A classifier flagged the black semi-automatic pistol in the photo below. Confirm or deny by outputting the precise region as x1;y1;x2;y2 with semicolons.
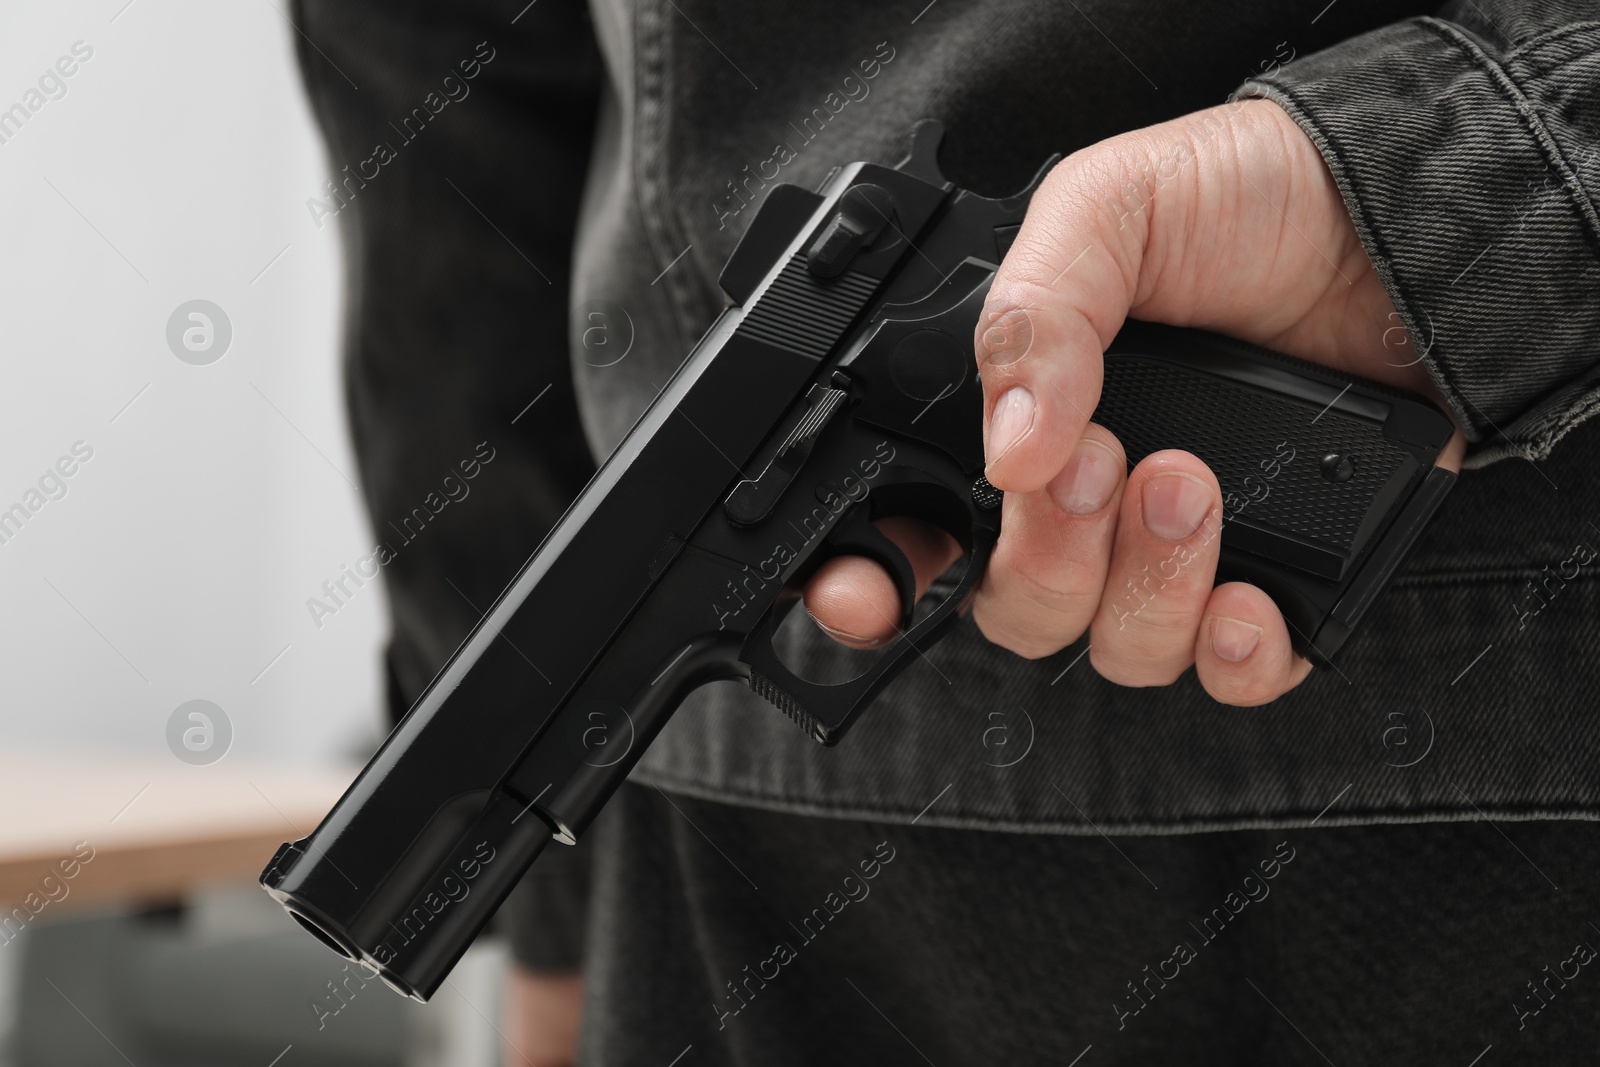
261;122;1455;999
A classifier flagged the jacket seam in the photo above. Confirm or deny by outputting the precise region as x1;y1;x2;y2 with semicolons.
1392;566;1600;589
1417;17;1600;263
631;772;1600;835
1503;19;1600;65
631;0;700;352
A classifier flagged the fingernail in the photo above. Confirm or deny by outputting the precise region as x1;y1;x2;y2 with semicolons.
988;386;1034;462
1049;439;1120;514
1209;616;1262;663
806;608;886;649
1142;472;1213;541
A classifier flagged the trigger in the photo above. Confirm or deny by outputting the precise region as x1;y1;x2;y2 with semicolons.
821;507;918;631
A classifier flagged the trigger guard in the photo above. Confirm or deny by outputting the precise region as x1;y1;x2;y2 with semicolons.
738;515;997;745
815;507;918;631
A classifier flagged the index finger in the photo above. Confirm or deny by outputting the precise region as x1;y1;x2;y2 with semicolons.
975;144;1155;494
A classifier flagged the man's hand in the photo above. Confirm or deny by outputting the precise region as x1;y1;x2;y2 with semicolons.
803;99;1465;706
505;965;582;1067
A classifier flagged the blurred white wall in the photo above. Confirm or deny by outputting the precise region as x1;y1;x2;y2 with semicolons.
0;0;387;765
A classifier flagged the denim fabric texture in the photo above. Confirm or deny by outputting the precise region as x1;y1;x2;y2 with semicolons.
574;783;1600;1065
1242;3;1600;466
289;0;1600;1048
561;0;1600;834
292;0;605;711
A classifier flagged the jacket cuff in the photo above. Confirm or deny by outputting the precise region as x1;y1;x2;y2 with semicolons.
1238;17;1600;468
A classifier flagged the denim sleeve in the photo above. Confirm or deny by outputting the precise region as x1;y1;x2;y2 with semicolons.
1238;2;1600;468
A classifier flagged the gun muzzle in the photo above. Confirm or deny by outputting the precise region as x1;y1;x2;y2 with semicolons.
261;791;552;1000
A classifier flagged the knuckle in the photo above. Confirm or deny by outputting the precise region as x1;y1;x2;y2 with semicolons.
1044;145;1137;207
1047;138;1161;231
1009;547;1103;612
972;605;1065;660
1103;563;1212;625
1018;579;1101;629
1088;642;1187;688
973;301;1042;372
991;541;1102;623
1091;598;1201;675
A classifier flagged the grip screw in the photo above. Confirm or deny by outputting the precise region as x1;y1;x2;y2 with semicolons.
1320;452;1355;482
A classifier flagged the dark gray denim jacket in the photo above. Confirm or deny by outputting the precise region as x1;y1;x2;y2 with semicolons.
294;0;1600;848
294;0;1600;979
559;0;1600;836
